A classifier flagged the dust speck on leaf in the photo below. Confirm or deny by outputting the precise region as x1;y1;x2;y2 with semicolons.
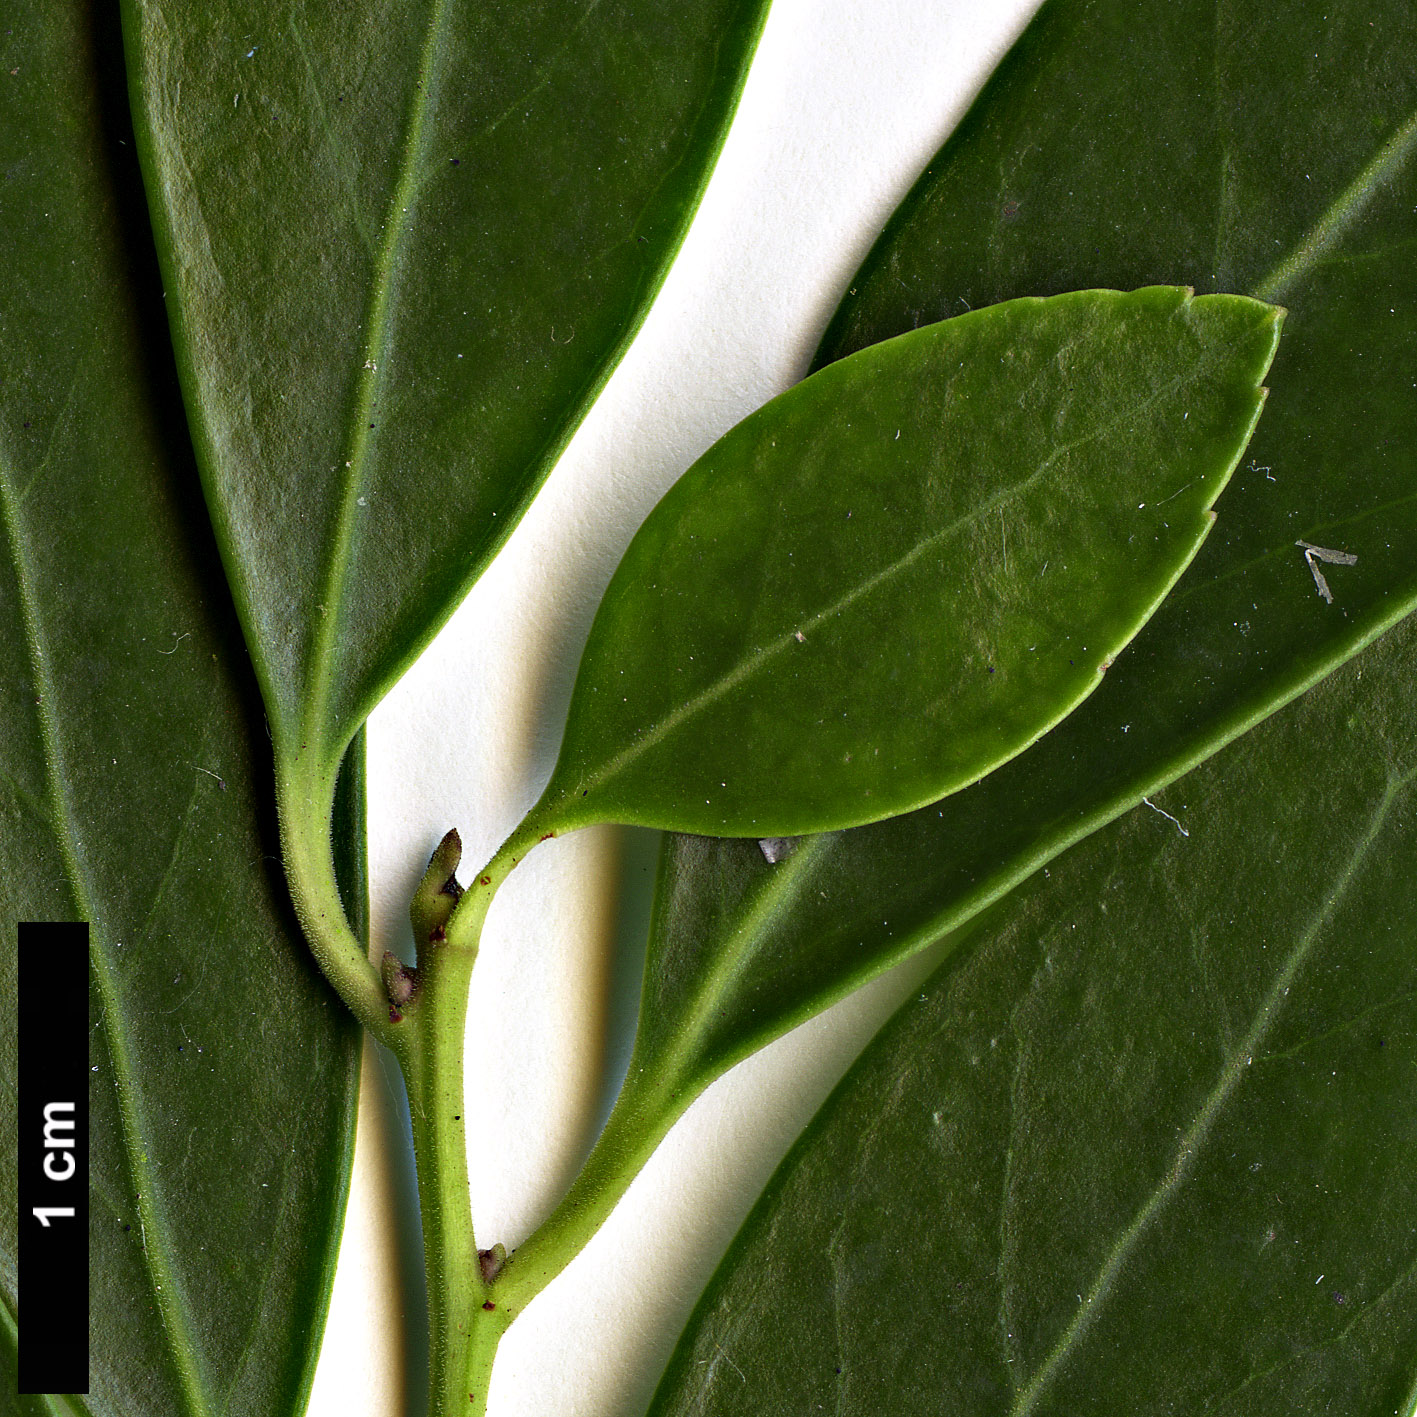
758;837;799;865
1142;797;1188;838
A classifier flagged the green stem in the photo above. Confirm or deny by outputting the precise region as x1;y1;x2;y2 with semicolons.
392;815;549;1417
396;934;503;1416
280;751;575;1414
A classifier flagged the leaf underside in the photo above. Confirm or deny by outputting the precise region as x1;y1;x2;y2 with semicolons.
122;0;773;769
539;287;1280;839
628;0;1417;1117
651;611;1417;1417
1;5;359;1413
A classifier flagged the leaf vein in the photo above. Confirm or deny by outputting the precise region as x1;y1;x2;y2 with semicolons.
1255;983;1417;1066
412;0;609;201
1207;1249;1417;1412
131;706;224;947
0;758;58;837
287;17;378;261
12;357;89;508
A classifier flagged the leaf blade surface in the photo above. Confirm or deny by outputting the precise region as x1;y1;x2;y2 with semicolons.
537;288;1279;837
651;612;1417;1417
1;5;359;1410
121;0;773;766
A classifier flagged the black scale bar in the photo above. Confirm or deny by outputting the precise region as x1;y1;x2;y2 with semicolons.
17;921;89;1395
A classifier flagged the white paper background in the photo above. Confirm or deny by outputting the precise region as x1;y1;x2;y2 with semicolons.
307;3;1042;1412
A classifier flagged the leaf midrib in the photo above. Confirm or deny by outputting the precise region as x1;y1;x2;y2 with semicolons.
0;454;214;1417
304;0;456;756
1252;106;1417;303
1005;765;1414;1417
644;835;833;1093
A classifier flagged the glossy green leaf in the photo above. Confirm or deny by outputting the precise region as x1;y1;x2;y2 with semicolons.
120;0;772;773
533;288;1280;839
1;5;359;1412
651;612;1417;1417
618;0;1417;1114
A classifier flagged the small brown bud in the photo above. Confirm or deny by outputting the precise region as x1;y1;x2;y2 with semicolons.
410;829;463;948
381;951;421;1009
477;1242;506;1284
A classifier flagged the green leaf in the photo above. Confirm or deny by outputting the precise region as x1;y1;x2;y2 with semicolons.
650;611;1417;1417
620;0;1417;1110
532;287;1280;839
0;6;359;1412
121;0;772;771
